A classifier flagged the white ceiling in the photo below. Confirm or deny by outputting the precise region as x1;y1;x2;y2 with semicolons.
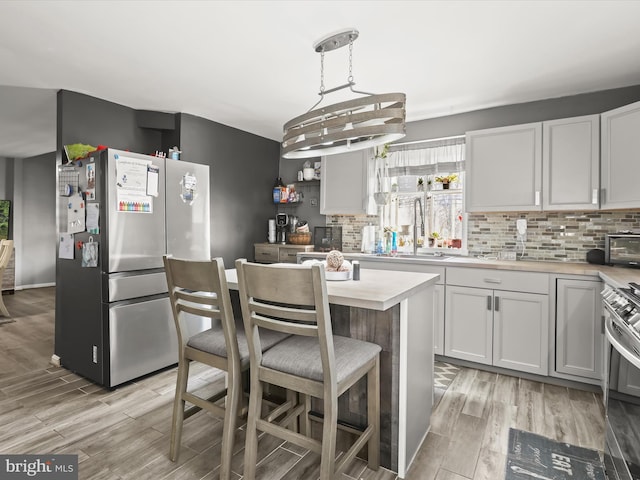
1;0;640;159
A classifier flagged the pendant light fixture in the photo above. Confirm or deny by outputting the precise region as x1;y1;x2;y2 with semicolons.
282;28;406;159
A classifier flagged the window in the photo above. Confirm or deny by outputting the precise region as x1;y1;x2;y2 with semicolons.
372;137;467;254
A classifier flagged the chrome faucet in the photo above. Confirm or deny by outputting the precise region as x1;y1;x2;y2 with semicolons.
413;197;424;255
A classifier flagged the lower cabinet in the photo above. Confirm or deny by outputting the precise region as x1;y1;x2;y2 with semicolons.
618;357;640;397
444;267;550;376
445;285;548;375
554;278;603;383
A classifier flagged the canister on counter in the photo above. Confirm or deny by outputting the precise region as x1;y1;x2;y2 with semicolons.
352;261;360;281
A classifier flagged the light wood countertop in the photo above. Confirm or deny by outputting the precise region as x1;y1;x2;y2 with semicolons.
226;267;439;311
298;251;640;288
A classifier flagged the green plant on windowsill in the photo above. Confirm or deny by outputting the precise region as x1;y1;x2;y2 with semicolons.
435;174;458;189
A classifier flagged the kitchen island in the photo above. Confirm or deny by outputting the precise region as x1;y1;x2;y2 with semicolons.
226;267;439;478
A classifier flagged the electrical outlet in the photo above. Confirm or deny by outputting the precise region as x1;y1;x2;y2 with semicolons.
516;219;527;242
310;197;318;207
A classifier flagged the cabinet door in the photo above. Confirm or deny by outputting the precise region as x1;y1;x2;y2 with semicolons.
433;284;445;355
543;115;600;210
555;278;603;380
601;100;640;209
444;285;492;365
320;150;368;214
618;357;640;397
465;123;542;212
493;291;549;375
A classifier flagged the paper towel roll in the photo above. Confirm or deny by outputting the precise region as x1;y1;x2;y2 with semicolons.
361;225;376;253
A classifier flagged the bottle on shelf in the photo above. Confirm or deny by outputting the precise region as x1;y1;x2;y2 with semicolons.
273;177;285;204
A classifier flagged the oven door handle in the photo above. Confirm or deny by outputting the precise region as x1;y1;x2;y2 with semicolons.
605;315;640;370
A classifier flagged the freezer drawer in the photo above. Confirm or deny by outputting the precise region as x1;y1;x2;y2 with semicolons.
107;271;168;302
108;296;210;387
108;296;176;386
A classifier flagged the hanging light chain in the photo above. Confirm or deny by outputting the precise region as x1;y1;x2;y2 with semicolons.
348;36;354;83
319;49;325;94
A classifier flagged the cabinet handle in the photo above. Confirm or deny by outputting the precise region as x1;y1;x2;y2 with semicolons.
487;296;492;311
484;278;502;284
592;189;599;205
494;296;500;312
535;191;541;206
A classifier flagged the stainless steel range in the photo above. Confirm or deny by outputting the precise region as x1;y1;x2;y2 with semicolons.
603;282;640;480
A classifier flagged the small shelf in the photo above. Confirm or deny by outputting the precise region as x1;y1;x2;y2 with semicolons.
428;188;463;194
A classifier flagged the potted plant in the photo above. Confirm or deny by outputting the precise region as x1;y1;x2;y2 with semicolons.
417;177;424;191
428;232;439;247
435;174;458;190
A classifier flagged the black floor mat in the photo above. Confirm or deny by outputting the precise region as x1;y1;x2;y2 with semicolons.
505;429;606;480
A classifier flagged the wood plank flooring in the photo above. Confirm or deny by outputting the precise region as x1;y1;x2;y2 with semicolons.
0;288;605;480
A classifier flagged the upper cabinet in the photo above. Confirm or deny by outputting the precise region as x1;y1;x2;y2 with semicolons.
466;123;542;212
601;100;640;209
320;150;369;215
466;114;601;212
542;115;600;210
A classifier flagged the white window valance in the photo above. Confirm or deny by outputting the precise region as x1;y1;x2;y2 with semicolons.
386;136;465;177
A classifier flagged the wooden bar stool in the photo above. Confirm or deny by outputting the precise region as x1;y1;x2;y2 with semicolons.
163;256;289;480
235;259;381;480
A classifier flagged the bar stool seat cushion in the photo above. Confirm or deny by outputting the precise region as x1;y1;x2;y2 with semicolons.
261;335;381;383
187;321;289;365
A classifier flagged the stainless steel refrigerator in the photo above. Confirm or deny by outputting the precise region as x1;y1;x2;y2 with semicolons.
55;148;210;387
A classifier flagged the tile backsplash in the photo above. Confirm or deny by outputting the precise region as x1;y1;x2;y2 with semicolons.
327;210;640;262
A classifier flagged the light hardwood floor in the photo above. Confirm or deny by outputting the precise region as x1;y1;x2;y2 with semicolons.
0;288;604;480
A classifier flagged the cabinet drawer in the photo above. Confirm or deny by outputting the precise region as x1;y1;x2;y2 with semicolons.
446;267;549;294
279;246;314;263
279;248;301;263
254;245;279;263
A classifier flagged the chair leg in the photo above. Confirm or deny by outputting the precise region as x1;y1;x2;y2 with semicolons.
299;393;311;437
169;358;190;462
367;357;380;470
242;373;263;480
319;394;338;480
219;369;241;480
0;294;9;317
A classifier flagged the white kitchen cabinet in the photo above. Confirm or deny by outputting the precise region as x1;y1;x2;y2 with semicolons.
445;285;493;365
445;267;549;375
320;150;368;214
554;278;603;382
465;123;542;212
542;115;600;210
601;100;640;209
493;290;549;374
618;357;640;397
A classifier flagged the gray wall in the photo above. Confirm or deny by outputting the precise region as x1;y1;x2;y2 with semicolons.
57;90;162;155
402;84;640;142
14;152;56;287
178;113;280;266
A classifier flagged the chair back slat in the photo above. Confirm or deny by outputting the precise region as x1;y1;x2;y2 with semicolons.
251;313;318;337
249;300;318;325
242;262;317;306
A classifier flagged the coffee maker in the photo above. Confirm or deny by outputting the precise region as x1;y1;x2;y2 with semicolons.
276;213;288;244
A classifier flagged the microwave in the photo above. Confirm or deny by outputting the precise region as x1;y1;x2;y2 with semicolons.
605;233;640;268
